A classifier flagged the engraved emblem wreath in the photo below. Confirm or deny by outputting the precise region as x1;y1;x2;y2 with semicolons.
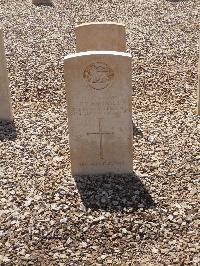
83;62;114;90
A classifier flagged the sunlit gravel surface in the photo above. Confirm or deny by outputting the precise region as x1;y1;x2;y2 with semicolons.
0;0;199;265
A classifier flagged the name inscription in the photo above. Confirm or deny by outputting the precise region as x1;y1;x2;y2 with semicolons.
69;96;129;116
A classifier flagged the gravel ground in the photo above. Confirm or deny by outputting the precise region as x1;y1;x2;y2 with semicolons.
0;0;199;265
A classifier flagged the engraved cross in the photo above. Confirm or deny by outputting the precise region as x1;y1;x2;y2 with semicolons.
87;118;113;160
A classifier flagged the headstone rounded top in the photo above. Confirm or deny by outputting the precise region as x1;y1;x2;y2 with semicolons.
76;22;125;27
32;0;52;5
75;22;126;52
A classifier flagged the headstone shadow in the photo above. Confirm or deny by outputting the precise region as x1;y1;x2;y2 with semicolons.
0;120;17;140
74;172;155;212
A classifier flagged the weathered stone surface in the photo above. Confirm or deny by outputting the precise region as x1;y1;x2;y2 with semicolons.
0;28;12;121
32;0;52;5
75;22;126;52
198;43;200;115
64;51;133;176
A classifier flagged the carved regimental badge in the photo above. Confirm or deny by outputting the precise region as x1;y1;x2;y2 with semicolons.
83;62;114;90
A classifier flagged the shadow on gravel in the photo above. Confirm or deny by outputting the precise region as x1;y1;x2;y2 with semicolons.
0;120;17;140
132;122;143;137
75;173;155;212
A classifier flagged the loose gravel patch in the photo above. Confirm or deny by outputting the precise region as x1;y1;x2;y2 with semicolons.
0;0;199;265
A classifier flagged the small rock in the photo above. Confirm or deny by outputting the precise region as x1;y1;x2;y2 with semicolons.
60;218;68;223
152;247;159;254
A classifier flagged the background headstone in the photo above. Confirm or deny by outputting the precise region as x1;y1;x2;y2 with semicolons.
0;28;12;121
198;44;200;115
32;0;52;5
64;51;133;176
75;22;126;52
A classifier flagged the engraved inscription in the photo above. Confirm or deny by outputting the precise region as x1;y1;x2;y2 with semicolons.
71;105;129;116
70;96;129;116
83;62;114;90
87;118;113;160
80;161;124;167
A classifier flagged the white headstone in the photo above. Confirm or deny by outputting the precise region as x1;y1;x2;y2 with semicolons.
198;45;200;115
64;51;133;176
75;22;126;52
0;29;12;121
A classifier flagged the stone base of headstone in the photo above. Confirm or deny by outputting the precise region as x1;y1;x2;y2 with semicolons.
32;0;53;6
0;29;13;121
